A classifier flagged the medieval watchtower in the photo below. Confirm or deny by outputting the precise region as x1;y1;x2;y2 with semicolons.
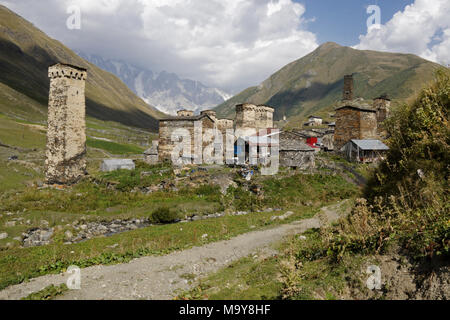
45;63;87;184
343;75;354;101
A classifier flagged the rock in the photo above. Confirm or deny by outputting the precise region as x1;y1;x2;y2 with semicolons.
0;232;8;240
107;243;119;249
64;230;73;241
299;235;307;240
100;159;135;172
40;229;54;242
40;220;49;227
4;221;16;227
80;224;88;231
201;234;208;239
271;211;295;221
191;216;201;221
13;237;21;241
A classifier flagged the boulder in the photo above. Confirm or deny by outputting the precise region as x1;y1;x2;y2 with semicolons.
100;159;135;172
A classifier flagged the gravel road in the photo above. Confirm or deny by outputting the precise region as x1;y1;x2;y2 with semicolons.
0;201;348;300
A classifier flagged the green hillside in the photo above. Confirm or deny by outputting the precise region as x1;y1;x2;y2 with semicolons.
215;42;442;127
0;5;164;130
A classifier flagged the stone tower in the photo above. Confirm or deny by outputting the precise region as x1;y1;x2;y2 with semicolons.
46;63;87;185
374;94;391;124
343;75;354;101
235;103;274;137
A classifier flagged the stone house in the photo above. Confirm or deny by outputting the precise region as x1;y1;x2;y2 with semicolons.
158;110;216;163
304;115;323;127
157;103;274;166
334;103;378;150
334;75;381;150
279;131;316;169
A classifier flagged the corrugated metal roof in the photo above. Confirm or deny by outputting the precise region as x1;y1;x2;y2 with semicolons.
351;139;389;150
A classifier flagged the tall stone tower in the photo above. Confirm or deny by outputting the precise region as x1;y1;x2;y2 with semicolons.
374;94;391;124
46;63;87;185
343;75;354;101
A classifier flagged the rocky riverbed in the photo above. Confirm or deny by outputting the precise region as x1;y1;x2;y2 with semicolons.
19;208;283;248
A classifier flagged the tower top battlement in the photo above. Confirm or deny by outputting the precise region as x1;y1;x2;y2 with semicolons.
48;63;87;80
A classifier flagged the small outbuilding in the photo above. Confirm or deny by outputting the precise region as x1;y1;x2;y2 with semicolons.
341;139;389;163
279;131;316;169
100;159;135;172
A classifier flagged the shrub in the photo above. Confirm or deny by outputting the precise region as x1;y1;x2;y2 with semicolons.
326;69;450;260
151;207;181;224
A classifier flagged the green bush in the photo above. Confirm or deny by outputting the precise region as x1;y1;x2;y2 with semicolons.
151;207;181;224
327;69;450;260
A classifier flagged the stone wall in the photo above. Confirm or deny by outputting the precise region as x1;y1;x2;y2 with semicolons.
144;140;159;165
335;107;361;150
374;97;391;135
360;110;378;139
177;110;194;117
279;131;315;169
158;116;215;163
280;150;315;169
235;103;274;137
334;106;378;150
343;75;354;101
45;63;87;185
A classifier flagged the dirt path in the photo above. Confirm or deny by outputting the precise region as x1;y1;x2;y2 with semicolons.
0;201;349;300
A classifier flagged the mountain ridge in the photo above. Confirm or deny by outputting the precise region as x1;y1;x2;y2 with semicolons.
78;53;232;116
0;4;164;131
214;42;442;127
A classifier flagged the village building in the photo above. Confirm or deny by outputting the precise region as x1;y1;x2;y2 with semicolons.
157;105;262;165
334;75;379;150
304;115;323;127
279;131;316;169
45;63;87;185
373;94;391;136
334;103;378;150
235;103;274;138
242;130;315;169
342;139;389;163
158;110;216;163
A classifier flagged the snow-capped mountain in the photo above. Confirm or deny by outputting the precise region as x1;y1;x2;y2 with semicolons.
78;53;232;115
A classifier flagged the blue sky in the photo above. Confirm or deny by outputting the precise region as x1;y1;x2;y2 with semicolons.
1;0;448;92
300;0;414;46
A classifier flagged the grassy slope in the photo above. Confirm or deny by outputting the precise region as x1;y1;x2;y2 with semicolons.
189;70;449;301
215;42;441;127
0;4;164;131
0;159;358;290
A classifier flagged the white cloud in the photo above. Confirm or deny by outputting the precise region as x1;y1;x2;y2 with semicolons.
0;0;318;92
356;0;450;66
